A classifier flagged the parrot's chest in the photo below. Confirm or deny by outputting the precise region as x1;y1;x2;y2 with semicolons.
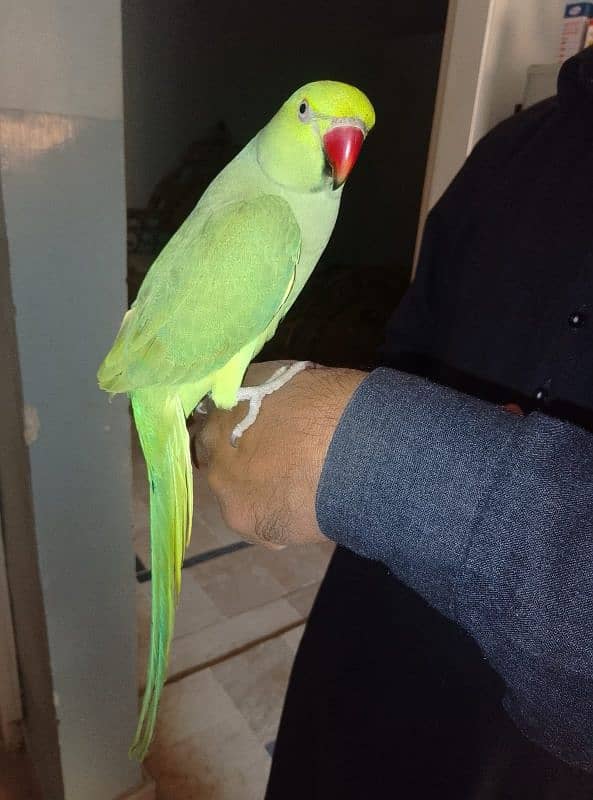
284;189;341;299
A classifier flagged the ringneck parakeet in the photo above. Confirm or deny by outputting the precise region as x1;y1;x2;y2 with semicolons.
98;80;375;760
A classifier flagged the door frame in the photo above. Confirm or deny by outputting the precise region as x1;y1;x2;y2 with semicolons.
0;511;22;749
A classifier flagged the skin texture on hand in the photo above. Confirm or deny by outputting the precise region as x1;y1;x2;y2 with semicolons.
192;361;367;548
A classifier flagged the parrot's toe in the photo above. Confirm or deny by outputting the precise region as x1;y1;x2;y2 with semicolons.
230;360;313;446
195;400;208;415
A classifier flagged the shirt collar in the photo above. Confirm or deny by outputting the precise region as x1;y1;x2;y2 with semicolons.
558;46;593;114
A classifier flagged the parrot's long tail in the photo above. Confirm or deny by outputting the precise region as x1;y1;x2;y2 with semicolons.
129;388;193;761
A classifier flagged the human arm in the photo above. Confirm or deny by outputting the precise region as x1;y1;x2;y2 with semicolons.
316;365;593;772
199;361;593;772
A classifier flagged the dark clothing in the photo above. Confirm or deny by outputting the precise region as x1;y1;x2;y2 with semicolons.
318;368;593;769
267;47;593;798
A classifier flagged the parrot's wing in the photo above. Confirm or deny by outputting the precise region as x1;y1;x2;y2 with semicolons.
99;194;301;392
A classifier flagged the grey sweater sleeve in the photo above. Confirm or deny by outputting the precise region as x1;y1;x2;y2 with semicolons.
316;367;593;772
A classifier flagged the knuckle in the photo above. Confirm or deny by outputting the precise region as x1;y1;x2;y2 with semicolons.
253;503;287;547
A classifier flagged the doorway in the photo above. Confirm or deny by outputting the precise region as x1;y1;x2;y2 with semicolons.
120;1;447;793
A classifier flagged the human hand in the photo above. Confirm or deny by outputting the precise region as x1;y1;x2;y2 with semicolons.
192;361;367;548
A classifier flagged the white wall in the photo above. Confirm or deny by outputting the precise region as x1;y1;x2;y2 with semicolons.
0;2;123;121
415;0;568;269
0;3;142;798
471;0;567;148
418;0;492;226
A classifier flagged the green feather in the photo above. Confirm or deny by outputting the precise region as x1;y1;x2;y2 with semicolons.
128;389;192;760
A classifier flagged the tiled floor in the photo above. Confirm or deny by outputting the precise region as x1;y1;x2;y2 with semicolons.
131;431;333;798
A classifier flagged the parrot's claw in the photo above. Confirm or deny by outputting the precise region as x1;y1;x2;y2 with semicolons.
231;360;313;446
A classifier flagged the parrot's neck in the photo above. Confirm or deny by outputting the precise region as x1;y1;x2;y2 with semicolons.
241;140;342;301
198;138;343;313
285;185;342;304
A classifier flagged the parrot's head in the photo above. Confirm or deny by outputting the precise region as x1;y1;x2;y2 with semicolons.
256;80;375;193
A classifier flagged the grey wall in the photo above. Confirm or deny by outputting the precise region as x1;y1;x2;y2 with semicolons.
0;3;141;799
0;164;63;798
122;0;446;272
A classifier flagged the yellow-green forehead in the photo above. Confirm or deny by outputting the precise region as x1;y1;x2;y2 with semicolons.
290;80;375;130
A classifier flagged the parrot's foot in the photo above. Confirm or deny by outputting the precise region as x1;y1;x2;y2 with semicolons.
231;361;313;447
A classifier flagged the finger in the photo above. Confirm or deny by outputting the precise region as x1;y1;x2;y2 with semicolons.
192;429;212;470
242;359;295;387
197;412;220;464
190;433;202;470
503;402;524;416
187;406;214;467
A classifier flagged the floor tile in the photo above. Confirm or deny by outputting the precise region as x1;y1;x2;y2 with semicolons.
150;734;269;800
167;598;301;680
252;541;334;594
194;546;287;618
281;623;306;655
173;572;226;638
135;518;325;689
212;635;296;745
146;670;270;800
265;740;275;758
151;669;240;747
285;582;322;617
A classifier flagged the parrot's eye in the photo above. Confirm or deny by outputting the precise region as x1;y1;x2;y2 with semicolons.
298;100;311;122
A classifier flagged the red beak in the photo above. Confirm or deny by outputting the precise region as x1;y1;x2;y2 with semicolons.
323;125;365;189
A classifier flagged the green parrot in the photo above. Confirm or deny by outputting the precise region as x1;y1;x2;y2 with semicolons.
98;80;375;760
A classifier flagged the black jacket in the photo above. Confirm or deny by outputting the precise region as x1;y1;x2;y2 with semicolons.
267;47;593;799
